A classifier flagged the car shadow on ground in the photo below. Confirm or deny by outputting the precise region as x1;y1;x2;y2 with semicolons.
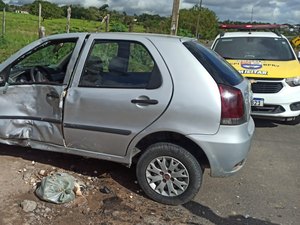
183;201;280;225
0;144;140;193
253;117;300;128
253;118;279;128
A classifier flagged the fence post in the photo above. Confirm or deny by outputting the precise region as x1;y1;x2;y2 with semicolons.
105;14;110;32
66;6;71;33
39;26;45;38
2;8;5;36
100;14;110;32
38;3;42;29
38;3;45;38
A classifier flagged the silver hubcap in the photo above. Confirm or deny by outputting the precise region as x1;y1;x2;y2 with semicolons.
146;156;189;197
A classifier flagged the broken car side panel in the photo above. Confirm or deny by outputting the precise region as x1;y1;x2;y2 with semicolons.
0;85;64;145
0;33;87;148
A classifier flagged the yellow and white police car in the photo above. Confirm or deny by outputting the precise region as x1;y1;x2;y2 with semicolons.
212;24;300;123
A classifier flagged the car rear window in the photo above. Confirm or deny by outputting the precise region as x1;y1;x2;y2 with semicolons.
184;41;243;86
213;37;295;61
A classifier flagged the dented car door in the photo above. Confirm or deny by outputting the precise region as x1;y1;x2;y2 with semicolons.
0;34;86;147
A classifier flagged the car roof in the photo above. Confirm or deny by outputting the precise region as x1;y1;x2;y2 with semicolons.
217;31;282;39
45;32;196;43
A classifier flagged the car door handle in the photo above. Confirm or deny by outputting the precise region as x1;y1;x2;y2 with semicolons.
131;99;158;105
46;92;59;99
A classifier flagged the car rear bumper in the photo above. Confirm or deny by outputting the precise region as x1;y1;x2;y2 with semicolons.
187;117;255;177
251;83;300;119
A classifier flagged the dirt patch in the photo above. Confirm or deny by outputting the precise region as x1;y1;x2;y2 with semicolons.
0;145;201;225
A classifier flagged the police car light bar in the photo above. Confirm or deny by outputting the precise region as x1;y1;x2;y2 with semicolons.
219;24;282;30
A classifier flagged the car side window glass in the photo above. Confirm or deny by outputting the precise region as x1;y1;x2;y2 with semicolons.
184;41;243;86
8;40;76;85
128;43;154;72
79;40;160;89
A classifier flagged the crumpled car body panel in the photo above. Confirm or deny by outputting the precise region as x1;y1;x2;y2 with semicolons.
0;85;64;145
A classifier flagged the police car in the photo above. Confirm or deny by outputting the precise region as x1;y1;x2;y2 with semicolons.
212;24;300;123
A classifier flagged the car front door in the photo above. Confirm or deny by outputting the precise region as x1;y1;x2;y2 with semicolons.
63;34;173;157
0;34;86;147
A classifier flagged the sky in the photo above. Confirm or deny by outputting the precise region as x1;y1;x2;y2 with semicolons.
4;0;300;24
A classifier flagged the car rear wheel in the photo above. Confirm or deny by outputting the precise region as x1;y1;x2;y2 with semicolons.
136;142;202;205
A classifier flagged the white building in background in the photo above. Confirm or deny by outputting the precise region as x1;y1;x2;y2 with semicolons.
15;10;29;14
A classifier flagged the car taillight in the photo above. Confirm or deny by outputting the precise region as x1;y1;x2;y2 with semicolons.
218;84;246;125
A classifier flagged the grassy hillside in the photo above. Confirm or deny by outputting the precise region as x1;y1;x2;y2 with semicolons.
0;12;145;62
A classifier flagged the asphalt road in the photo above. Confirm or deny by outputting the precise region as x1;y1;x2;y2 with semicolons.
187;118;300;225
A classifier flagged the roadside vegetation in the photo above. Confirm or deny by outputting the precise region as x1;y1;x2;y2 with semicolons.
0;12;109;62
0;0;298;62
0;0;220;63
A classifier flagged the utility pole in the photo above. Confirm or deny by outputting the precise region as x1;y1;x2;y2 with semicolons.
170;0;180;35
250;6;254;23
195;0;203;39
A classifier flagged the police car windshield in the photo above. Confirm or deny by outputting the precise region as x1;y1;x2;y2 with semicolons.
214;37;295;61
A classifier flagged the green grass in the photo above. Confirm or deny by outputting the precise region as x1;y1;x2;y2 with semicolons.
0;12;145;62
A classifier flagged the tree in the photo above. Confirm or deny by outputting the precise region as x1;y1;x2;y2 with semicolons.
110;22;127;32
86;7;101;21
178;6;219;39
29;0;64;20
0;0;5;10
62;5;87;20
136;13;169;34
62;5;102;21
99;4;109;12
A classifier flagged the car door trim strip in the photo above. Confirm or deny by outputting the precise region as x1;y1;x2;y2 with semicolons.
0;116;61;124
63;123;132;136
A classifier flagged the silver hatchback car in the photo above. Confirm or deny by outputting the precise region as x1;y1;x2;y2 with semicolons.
0;33;254;205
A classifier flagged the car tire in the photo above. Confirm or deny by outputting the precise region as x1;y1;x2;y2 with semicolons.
136;142;202;205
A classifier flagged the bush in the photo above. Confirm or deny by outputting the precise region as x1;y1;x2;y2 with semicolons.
110;22;127;32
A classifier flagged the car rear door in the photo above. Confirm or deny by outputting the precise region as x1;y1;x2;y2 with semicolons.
63;34;173;156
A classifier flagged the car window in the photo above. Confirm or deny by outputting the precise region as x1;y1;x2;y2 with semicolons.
79;40;161;89
87;42;118;72
184;41;243;86
213;37;295;61
128;43;154;72
8;40;77;85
